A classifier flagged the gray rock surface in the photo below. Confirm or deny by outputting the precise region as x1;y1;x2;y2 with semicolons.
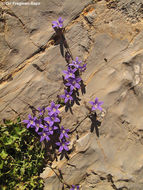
1;0;143;189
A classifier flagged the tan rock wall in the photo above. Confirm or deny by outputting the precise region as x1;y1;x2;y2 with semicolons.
1;0;143;189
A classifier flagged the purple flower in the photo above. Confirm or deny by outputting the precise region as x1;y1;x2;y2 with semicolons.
59;126;69;139
40;121;58;135
52;17;64;29
60;89;73;103
38;130;50;142
69;57;82;69
45;125;58;135
63;67;77;80
34;119;43;132
23;115;43;132
65;77;81;91
22;114;37;129
56;139;70;152
89;97;103;111
79;63;87;72
39;122;49;130
69;57;86;72
44;115;60;126
38;107;46;116
70;185;80;190
46;101;60;116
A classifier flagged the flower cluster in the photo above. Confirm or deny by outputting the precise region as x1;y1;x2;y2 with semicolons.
52;17;64;29
23;101;70;152
22;17;105;190
60;57;87;104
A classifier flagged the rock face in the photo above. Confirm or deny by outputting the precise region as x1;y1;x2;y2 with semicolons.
1;0;143;189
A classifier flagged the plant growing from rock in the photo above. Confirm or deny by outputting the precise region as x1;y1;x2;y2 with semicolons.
22;17;103;189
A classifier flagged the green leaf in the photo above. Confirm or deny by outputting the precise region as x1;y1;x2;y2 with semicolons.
0;150;8;159
3;136;13;145
3;135;18;145
1;186;7;190
17;117;21;123
14;125;26;136
3;119;13;126
15;142;21;151
2;130;9;136
0;159;4;169
20;167;25;176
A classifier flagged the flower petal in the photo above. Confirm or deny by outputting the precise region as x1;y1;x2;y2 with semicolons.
59;146;63;152
89;101;94;106
60;133;64;139
22;120;29;124
56;142;61;146
98;101;104;106
75;83;80;89
64;145;69;151
95;97;98;104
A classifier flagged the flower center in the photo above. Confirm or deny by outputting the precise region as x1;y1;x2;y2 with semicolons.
62;143;65;146
53;108;56;112
30;120;33;124
49;127;52;130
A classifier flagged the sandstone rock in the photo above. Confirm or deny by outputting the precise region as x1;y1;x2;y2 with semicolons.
1;0;143;190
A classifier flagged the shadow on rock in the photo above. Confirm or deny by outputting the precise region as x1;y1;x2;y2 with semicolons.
64;91;81;114
52;28;73;62
32;64;45;72
81;80;86;94
60;150;70;160
89;112;101;137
